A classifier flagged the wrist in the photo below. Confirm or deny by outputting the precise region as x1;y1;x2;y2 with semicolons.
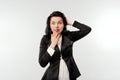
50;43;56;49
67;20;74;26
71;20;74;26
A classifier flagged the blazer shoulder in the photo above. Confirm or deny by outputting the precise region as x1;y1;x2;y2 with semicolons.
40;35;50;45
41;35;50;40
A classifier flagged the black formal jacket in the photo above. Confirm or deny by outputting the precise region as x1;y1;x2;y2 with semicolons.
39;21;91;80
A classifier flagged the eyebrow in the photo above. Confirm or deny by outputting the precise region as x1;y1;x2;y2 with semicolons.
51;20;63;22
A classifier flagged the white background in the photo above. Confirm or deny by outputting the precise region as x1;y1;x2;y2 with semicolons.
0;0;120;80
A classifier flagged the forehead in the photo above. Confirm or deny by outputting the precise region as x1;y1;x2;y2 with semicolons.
50;17;63;22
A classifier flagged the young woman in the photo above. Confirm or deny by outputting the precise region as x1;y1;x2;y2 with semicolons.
39;11;91;80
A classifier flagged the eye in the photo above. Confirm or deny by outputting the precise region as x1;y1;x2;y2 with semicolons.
51;22;55;25
58;21;63;24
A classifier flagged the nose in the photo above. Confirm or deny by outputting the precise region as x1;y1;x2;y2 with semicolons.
55;23;59;28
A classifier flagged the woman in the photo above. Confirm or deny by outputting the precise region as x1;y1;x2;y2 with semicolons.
39;11;91;80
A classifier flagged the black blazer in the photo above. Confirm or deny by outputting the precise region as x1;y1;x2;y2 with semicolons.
39;21;91;80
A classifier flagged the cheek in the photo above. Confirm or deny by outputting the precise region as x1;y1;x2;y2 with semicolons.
60;26;64;32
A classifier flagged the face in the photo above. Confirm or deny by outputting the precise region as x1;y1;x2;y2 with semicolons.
50;17;64;34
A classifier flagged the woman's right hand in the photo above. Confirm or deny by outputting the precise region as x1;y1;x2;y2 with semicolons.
50;33;61;49
66;19;73;26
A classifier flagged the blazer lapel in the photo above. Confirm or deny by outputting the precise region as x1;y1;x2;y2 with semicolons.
61;35;73;53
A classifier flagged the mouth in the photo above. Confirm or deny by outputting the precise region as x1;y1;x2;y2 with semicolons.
54;29;60;32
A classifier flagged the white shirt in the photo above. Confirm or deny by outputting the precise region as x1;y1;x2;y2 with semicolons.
47;36;70;80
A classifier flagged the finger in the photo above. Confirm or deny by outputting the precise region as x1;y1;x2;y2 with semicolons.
56;33;60;37
56;34;61;39
53;33;60;38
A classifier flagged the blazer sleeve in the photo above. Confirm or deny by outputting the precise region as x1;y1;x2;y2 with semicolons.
39;35;51;67
69;21;91;42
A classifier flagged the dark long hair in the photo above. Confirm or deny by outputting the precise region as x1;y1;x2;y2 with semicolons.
45;11;67;38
